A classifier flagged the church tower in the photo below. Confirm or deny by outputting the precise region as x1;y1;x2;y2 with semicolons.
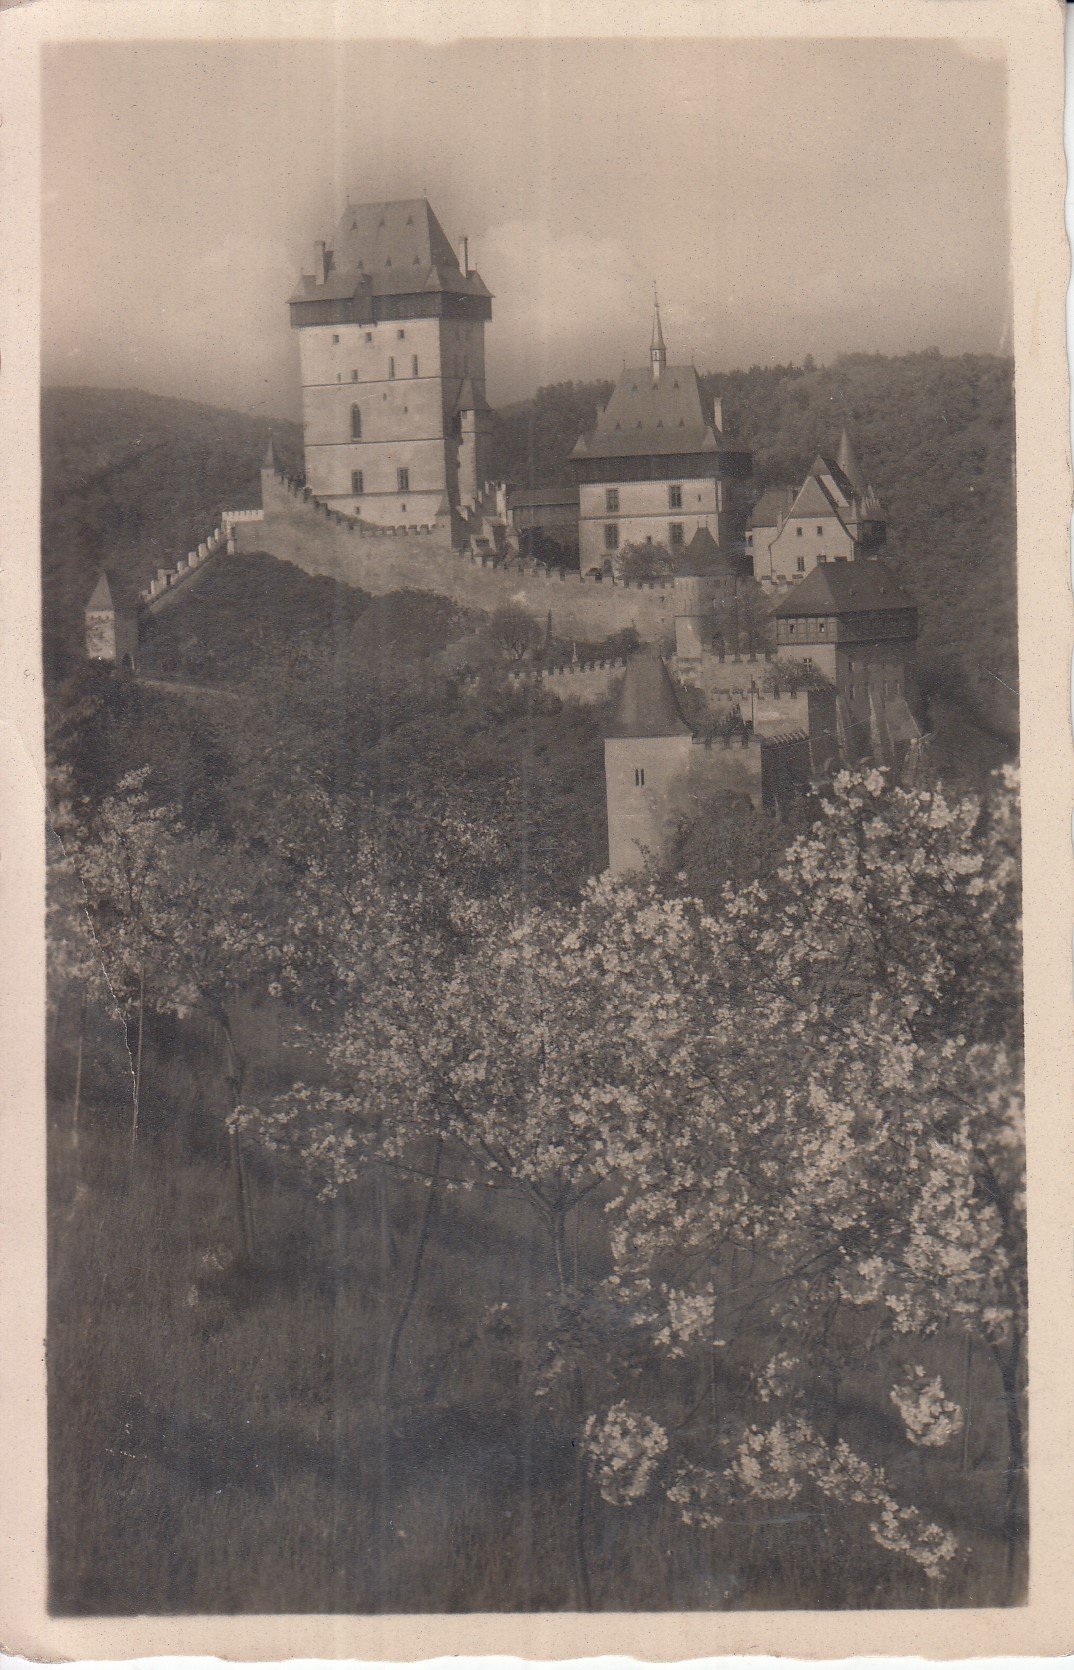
288;199;493;533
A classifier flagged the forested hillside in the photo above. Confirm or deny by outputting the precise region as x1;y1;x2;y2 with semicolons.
487;353;1018;747
41;388;303;680
44;356;1017;760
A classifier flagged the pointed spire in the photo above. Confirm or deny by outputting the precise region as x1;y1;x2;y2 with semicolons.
262;436;277;471
86;571;115;613
836;427;866;496
651;286;667;384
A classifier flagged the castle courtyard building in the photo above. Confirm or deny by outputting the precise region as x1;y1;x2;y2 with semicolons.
771;557;919;764
289;198;493;531
747;429;886;586
570;303;753;576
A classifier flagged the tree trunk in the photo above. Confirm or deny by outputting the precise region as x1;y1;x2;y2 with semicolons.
995;1335;1026;1596
379;1136;443;1408
549;1201;593;1611
571;1361;594;1612
131;957;145;1160
70;990;86;1154
220;1018;255;1257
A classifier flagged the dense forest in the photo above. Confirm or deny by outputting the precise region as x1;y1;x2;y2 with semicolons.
486;352;1018;750
43;364;1025;1615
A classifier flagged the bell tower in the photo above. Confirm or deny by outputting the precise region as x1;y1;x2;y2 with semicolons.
650;290;667;385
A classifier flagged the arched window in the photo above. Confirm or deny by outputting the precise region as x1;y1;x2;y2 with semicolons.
350;405;361;439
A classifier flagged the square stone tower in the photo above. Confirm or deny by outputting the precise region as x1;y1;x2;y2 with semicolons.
289;198;493;532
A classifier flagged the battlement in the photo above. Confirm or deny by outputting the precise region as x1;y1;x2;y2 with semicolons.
240;467;680;644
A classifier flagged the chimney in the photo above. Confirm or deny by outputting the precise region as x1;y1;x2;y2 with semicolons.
461;236;470;278
713;396;724;433
313;240;327;286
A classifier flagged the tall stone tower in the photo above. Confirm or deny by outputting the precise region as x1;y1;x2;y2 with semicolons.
288;198;493;532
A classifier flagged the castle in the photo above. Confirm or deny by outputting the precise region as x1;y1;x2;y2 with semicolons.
85;194;923;874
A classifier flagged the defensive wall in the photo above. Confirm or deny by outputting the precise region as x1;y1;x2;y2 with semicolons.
140;510;262;616
230;468;678;642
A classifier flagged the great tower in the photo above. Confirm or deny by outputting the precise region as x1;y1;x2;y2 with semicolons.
289;198;493;533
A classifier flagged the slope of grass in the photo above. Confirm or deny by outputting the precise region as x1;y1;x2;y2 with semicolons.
41;387;303;680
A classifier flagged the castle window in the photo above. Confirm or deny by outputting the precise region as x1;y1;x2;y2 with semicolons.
412;355;419;376
788;622;796;634
746;533;753;546
634;767;645;788
337;373;342;383
397;468;410;492
350;405;362;439
606;488;619;513
818;619;827;634
796;525;803;537
668;485;682;510
351;469;364;495
817;525;824;535
669;523;684;548
397;329;406;340
388;357;395;378
365;332;373;343
604;523;619;551
796;554;805;572
332;334;340;345
351;370;358;381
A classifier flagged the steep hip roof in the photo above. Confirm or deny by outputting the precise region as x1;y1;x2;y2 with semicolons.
606;655;692;738
290;197;491;305
772;558;916;618
85;571;115;612
676;525;739;578
571;364;722;460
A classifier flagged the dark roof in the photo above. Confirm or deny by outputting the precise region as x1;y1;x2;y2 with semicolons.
507;484;579;509
676;525;738;578
86;571;114;611
606;655;692;738
772;558;916;618
571;363;723;460
452;375;491;416
747;485;796;531
289;197;491;305
86;569;139;615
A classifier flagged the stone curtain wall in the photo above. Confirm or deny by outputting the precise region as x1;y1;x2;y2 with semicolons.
506;658;631;704
141;513;261;616
233;470;678;642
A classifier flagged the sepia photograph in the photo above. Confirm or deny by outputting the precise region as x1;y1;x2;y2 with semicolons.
3;0;1071;1655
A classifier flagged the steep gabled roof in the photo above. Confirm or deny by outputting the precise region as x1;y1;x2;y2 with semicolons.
748;485;796;531
572;364;722;460
772;558;916;618
606;655;692;739
290;197;491;305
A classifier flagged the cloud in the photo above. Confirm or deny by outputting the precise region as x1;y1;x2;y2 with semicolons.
476;219;654;401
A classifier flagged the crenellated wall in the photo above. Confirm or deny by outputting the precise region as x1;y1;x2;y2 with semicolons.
231;468;679;642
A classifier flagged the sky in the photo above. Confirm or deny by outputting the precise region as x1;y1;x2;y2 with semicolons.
41;37;1010;417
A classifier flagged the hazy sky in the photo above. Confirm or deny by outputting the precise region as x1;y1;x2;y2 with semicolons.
42;38;1009;416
